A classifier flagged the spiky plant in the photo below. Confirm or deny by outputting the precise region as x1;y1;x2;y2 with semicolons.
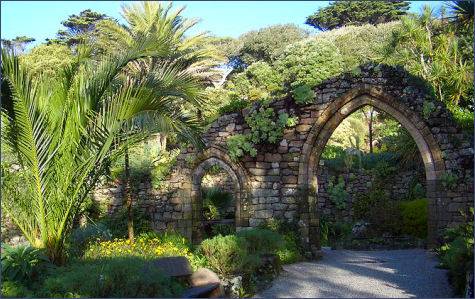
446;0;474;29
1;26;206;263
90;1;223;241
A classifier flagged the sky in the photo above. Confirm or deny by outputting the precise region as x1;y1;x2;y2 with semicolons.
1;1;445;49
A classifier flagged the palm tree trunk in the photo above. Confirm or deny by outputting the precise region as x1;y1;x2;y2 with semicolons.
124;145;134;242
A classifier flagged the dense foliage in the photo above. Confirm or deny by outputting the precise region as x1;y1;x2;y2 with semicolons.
438;208;474;296
40;257;185;298
227;103;297;160
305;1;409;31
219;24;308;70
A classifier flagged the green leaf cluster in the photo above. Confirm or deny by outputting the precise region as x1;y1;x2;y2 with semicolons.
226;104;297;161
327;176;349;210
305;1;410;31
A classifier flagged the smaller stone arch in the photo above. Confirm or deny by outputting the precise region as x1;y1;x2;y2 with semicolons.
190;147;250;243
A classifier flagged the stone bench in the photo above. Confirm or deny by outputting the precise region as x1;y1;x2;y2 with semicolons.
152;256;222;298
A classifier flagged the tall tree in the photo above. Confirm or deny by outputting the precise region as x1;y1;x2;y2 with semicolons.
305;1;410;31
47;9;110;46
1;19;208;263
1;36;35;54
91;1;222;242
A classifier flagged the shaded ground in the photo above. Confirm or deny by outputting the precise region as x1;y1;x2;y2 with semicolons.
256;249;452;298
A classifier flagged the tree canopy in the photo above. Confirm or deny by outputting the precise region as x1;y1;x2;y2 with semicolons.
220;24;308;70
47;9;110;46
305;1;410;31
1;36;36;54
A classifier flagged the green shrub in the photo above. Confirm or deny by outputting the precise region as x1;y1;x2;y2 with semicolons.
68;222;112;257
198;234;250;277
227;134;257;161
1;280;32;298
202;187;233;220
40;257;185;298
237;228;283;256
99;208;152;238
211;223;235;237
441;172;458;190
399;199;428;238
258;219;304;264
1;245;52;284
218;98;250;114
327;176;349;210
438;208;474;296
150;149;179;189
292;84;315;105
274;38;344;88
245;106;293;144
277;234;303;264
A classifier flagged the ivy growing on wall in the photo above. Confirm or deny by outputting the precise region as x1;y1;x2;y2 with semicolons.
328;176;349;210
227;103;298;161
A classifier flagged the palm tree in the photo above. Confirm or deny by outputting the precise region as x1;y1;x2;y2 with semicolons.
1;23;208;263
446;0;474;29
90;1;223;242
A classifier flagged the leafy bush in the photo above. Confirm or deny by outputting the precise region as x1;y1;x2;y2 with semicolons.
211;223;235;237
218;98;250;114
39;257;185;298
227;103;297;161
1;245;52;284
438;208;474;296
292;84;315;105
84;232;193;260
227;134;257;161
399;199;428;238
202;187;233;220
198;234;249;277
245;106;294;144
150;149;179;189
274;38;344;88
228;61;284;101
67;223;112;258
99;208;152;238
441;172;458;190
327;176;349;209
353;188;386;220
259;219;304;264
1;280;32;298
237;228;283;256
367;198;402;236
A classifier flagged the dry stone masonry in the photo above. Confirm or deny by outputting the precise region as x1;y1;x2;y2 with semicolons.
96;63;474;253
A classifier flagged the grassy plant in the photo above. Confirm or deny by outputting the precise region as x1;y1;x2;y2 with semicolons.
39;257;185;298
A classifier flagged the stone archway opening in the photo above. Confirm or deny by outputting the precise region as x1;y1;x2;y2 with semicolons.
300;90;447;251
191;157;246;243
315;104;428;249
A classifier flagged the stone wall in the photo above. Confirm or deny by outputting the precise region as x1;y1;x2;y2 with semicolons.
316;166;426;222
90;63;473;250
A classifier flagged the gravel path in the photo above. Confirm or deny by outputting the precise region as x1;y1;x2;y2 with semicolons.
256;249;452;298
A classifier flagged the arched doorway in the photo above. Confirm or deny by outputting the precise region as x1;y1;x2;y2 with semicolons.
316;104;428;248
299;88;446;251
190;149;250;243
